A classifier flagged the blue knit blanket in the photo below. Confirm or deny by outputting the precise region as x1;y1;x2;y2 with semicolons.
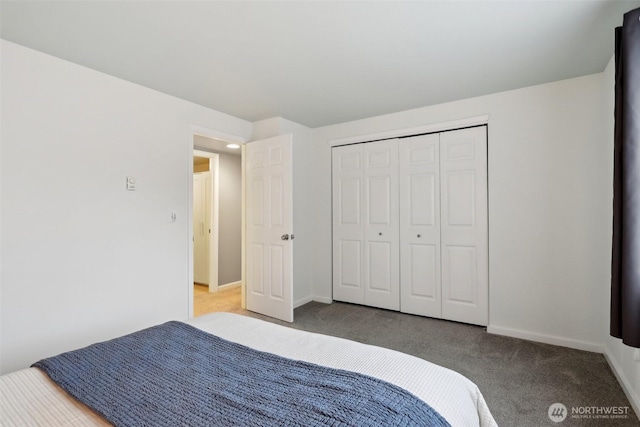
33;321;450;426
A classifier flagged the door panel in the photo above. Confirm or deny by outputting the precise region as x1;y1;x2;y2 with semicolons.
251;177;264;226
270;176;283;226
250;244;264;294
193;173;209;285
409;244;438;298
363;140;399;310
246;134;293;322
204;172;212;286
368;176;391;224
399;134;441;317
270;245;284;299
340;179;361;224
443;245;477;303
440;127;488;326
339;240;361;287
332;145;364;304
410;174;436;225
446;171;475;226
368;241;392;291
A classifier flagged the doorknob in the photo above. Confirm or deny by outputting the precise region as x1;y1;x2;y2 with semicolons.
281;234;290;240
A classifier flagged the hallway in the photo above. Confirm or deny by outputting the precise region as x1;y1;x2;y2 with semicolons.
194;284;242;317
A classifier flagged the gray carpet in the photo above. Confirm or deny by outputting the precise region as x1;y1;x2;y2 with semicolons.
244;301;639;426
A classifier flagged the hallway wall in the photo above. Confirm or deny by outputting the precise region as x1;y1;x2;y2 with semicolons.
218;153;242;285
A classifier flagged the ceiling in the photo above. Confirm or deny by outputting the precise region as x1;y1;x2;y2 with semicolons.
1;1;638;128
194;135;242;155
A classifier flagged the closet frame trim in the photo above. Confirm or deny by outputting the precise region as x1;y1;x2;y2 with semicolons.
327;115;489;147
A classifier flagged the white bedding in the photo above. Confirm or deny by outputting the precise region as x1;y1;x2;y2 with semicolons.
1;312;497;426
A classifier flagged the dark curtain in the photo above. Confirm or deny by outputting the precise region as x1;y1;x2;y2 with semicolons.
611;7;640;348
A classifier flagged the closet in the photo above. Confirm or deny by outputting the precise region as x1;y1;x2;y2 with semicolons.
332;126;488;326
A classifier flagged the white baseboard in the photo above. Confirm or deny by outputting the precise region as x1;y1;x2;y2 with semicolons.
312;296;332;304
487;325;602;353
293;295;333;308
294;296;313;308
603;346;640;421
218;281;241;291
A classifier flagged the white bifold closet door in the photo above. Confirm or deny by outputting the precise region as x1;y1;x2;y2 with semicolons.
399;133;441;318
399;127;488;325
332;140;400;311
333;126;487;326
332;144;363;304
439;127;488;326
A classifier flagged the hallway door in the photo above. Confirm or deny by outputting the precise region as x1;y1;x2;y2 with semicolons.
193;172;212;284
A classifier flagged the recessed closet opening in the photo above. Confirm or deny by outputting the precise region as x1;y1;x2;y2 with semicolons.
331;123;489;326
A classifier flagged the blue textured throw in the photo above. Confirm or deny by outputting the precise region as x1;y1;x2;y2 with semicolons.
34;321;450;427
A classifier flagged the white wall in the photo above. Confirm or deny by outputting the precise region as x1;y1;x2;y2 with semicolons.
251;118;317;307
218;153;242;285
601;56;640;416
0;40;252;374
313;73;608;351
3;35;636;409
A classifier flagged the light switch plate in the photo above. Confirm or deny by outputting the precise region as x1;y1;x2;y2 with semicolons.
126;176;136;191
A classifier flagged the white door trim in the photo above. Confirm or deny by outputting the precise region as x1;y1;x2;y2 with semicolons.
188;125;246;319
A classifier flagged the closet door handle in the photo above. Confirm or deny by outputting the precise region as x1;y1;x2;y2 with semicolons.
378;232;382;236
417;234;421;238
281;234;290;241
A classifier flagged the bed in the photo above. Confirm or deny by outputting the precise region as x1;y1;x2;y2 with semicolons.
0;312;498;426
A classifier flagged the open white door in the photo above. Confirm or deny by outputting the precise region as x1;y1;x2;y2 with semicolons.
245;134;294;322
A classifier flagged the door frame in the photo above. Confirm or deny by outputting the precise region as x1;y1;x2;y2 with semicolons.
193;152;219;293
188;124;247;318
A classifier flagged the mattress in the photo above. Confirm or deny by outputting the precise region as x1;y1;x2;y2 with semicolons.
0;312;498;426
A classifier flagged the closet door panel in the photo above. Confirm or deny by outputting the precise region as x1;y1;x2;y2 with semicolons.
368;241;392;291
440;127;488;326
399;134;441;317
408;243;438;298
443;245;477;303
339;240;361;287
332;145;365;304
364;140;400;310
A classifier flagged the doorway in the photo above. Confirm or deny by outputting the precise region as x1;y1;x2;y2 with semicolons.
193;155;216;289
192;133;243;317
